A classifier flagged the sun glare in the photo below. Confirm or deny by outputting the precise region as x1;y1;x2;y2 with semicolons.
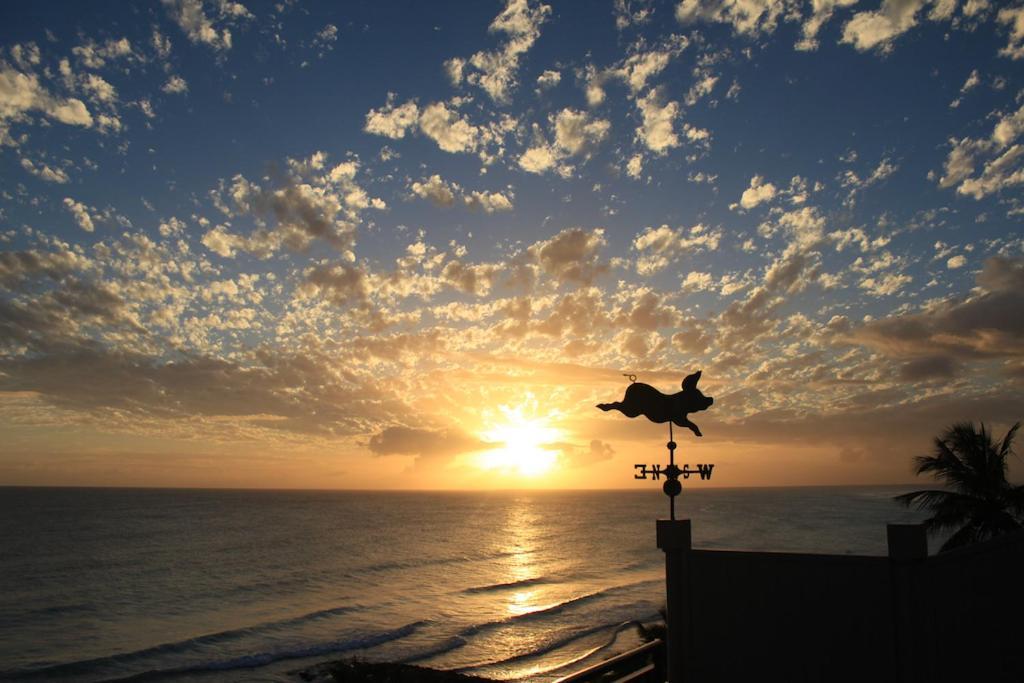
478;406;563;478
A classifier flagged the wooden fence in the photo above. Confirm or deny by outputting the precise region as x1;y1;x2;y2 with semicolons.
662;523;1024;683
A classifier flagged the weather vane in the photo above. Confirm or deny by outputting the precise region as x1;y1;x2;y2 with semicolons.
597;370;715;519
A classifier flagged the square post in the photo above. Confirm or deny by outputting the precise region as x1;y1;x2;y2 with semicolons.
887;523;927;683
657;518;692;683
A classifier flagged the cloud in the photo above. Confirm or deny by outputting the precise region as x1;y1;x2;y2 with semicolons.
312;23;339;58
418;102;481;154
63;197;96;232
0;248;88;288
528;227;609;286
997;5;1024;60
410;175;457;207
582;34;688;107
536;69;561;90
675;0;788;37
0;64;93;138
759;206;826;251
672;320;712;353
840;0;928;52
203;152;383;258
633;223;722;275
229;177;351;252
690;390;1024;475
553;108;611;155
366;98;513;164
614;0;654;30
71;38;135;68
300;262;370;307
518;146;557;174
615;288;683;331
364;94;420;139
441;260;498;296
368;425;491;465
950;69;980;108
682;270;714;291
685;69;718;106
547;438;615;467
635;88;680;154
518;108;610;175
938;102;1024;200
0;345;408;437
626;154;643;178
20;158;69;183
162;0;251;52
795;0;858;51
898;355;961;381
851;256;1024;360
465;190;514;213
453;0;552;103
82;74;117;104
859;271;912;296
409;174;514;212
737;175;777;210
162;75;188;94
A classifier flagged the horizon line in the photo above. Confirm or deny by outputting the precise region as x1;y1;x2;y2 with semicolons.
0;482;925;493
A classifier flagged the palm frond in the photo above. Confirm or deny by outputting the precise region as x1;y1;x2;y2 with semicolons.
903;419;1024;551
998;421;1021;460
939;522;981;553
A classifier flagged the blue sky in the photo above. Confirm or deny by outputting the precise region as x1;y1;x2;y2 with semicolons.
1;0;1022;489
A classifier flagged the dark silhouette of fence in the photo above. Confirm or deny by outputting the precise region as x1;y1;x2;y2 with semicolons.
660;523;1024;683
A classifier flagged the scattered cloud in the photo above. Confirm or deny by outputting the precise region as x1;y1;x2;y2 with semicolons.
63;197;96;232
448;0;552;103
20;157;69;183
162;0;252;52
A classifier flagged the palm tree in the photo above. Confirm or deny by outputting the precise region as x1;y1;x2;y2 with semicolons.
895;421;1024;552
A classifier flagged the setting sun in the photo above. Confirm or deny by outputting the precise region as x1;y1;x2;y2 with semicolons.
477;407;564;477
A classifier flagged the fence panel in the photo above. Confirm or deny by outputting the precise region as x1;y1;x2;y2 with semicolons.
686;550;894;682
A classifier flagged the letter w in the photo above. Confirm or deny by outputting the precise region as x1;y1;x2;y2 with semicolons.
696;464;714;480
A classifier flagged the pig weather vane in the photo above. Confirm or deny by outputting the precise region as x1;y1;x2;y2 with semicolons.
597;370;715;519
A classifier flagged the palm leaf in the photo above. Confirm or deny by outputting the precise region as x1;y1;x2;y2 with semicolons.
896;420;1024;553
998;421;1020;460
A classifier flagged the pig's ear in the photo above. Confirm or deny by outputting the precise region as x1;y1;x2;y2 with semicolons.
682;370;702;390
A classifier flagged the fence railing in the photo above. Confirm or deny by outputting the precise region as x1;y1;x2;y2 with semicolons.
552;638;663;683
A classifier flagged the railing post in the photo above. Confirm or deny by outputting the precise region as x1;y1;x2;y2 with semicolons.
657;519;692;683
888;523;926;683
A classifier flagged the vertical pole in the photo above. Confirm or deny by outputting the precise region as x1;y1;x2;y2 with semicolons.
887;524;926;683
668;422;675;520
658;518;692;683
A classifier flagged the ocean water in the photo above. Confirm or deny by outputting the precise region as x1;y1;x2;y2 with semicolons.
0;486;928;682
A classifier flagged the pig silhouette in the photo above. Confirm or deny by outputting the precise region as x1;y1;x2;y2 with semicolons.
596;370;713;436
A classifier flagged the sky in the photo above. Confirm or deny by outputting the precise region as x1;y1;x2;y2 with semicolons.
0;0;1022;490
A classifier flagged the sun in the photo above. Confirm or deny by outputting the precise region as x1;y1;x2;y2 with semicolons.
477;406;563;478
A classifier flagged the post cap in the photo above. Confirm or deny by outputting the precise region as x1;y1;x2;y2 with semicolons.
887;523;927;560
657;518;692;550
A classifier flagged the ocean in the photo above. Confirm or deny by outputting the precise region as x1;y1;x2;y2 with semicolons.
0;486;928;682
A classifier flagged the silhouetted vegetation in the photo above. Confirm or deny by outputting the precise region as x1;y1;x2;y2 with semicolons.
896;421;1024;552
299;659;494;682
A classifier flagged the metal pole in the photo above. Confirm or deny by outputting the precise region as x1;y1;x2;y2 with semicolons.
668;422;675;520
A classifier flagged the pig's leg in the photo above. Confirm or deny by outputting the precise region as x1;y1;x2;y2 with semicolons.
674;417;702;437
